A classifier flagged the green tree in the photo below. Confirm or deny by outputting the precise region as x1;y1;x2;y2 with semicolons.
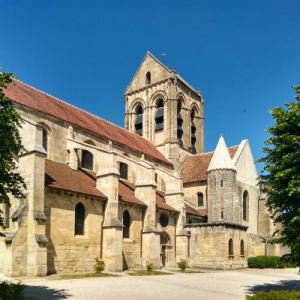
259;86;300;266
0;72;26;227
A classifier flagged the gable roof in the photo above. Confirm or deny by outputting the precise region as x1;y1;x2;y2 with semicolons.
125;51;201;97
181;146;239;184
4;79;172;167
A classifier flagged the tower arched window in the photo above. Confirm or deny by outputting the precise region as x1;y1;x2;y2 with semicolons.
123;210;131;238
240;240;245;256
177;99;184;144
146;71;151;85
197;192;204;207
42;128;48;152
155;99;164;131
75;202;85;235
243;191;249;221
81;150;93;170
229;238;234;257
190;108;197;154
134;105;143;136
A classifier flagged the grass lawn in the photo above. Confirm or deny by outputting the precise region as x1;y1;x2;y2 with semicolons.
128;270;173;276
54;272;120;280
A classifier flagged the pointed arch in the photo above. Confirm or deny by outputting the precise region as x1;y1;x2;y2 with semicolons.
123;210;131;238
228;238;234;257
243;190;249;221
75;202;85;235
177;97;184;144
240;240;245;256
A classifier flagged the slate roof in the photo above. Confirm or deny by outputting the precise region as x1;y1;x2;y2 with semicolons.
181;146;238;184
5;79;172;167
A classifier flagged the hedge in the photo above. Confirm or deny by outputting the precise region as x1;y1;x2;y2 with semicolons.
247;256;297;269
0;281;24;300
246;290;300;300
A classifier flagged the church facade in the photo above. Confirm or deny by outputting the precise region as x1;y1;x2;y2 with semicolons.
0;52;287;276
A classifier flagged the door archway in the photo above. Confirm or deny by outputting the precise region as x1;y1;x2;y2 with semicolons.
160;232;171;267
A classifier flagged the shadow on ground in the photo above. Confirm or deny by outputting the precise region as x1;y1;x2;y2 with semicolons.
24;284;71;299
245;279;300;294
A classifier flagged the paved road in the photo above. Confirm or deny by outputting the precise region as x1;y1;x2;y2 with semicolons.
10;269;300;300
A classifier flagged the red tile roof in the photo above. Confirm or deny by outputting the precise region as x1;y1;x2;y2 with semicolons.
5;79;172;167
156;191;179;213
181;146;238;184
119;179;147;207
45;160;106;198
185;203;207;217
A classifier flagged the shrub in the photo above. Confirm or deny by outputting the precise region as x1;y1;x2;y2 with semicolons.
177;259;188;271
246;290;300;299
0;281;24;300
94;258;105;273
248;256;298;269
146;262;154;272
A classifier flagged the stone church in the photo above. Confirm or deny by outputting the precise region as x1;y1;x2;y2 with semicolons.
0;52;287;276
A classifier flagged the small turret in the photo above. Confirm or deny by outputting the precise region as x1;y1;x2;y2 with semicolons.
207;136;240;224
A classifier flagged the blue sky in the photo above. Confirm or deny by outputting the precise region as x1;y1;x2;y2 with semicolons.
1;0;299;172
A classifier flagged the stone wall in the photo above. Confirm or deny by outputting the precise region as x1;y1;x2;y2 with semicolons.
45;189;104;274
188;224;248;269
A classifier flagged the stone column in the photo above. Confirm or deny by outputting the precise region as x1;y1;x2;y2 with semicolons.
165;173;189;261
96;151;123;271
134;162;161;268
19;124;47;276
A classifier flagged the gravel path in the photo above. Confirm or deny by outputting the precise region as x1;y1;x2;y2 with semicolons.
4;268;300;300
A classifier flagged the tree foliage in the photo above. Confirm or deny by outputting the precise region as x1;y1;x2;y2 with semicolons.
0;72;26;226
259;86;300;265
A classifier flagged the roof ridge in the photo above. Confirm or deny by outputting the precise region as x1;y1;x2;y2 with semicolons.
189;145;239;157
14;79;171;164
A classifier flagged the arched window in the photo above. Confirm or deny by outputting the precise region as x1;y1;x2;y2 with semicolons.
228;238;234;257
42;128;48;152
155;99;164;131
177;99;184;144
123;210;131;238
240;240;245;256
119;162;128;180
134;105;143;136
159;213;169;228
4;202;10;228
81;150;93;170
190;108;197;154
146;71;151;85
243;191;249;221
197;192;204;207
75;202;85;235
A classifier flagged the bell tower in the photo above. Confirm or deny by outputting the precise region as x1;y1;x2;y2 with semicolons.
124;51;204;168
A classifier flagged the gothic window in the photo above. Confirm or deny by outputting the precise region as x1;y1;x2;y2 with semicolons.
177;99;184;144
42;128;48;152
4;203;10;228
221;180;223;187
240;240;245;256
228;238;234;257
155;99;164;131
146;71;151;85
81;150;93;170
134;105;143;136
197;192;204;207
190;108;197;153
159;213;169;228
123;210;131;238
120;162;128;180
243;191;249;221
75;202;85;235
